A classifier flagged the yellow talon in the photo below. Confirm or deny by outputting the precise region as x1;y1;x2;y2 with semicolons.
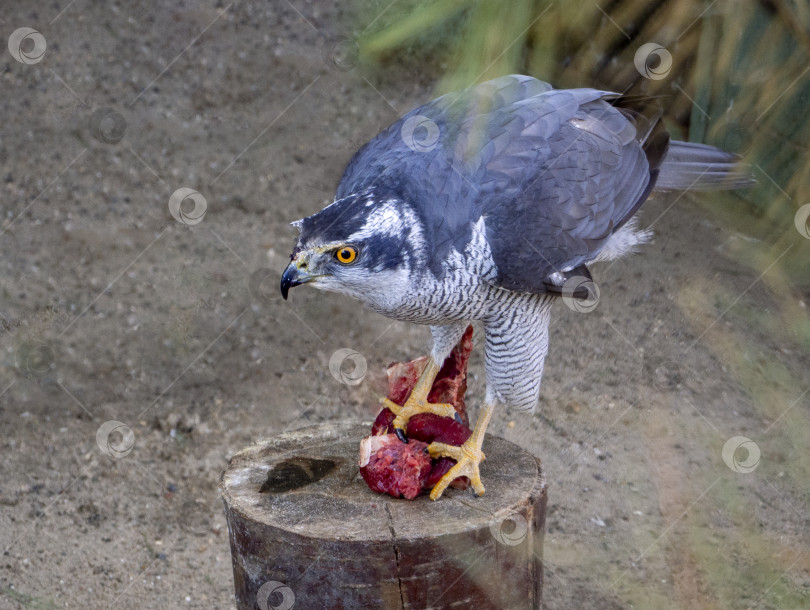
383;397;458;431
378;355;497;502
427;401;496;500
428;439;487;500
380;357;458;434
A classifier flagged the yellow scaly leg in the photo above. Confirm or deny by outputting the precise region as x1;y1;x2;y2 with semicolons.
380;356;459;441
427;401;494;500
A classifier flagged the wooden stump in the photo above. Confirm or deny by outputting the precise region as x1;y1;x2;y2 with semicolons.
220;421;546;610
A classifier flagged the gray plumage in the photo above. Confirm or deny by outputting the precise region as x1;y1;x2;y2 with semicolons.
282;75;750;412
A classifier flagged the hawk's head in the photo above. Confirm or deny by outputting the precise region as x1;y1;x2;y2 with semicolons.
281;188;426;309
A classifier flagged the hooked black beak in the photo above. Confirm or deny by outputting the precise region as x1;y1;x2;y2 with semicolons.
280;262;310;300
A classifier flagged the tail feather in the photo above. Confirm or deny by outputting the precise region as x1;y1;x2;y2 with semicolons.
655;140;755;191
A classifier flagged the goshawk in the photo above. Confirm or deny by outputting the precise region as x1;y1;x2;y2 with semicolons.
281;75;749;500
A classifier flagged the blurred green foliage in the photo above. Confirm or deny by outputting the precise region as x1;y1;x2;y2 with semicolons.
349;2;810;607
355;0;809;283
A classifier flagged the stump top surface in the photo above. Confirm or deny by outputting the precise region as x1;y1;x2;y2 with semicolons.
220;421;544;542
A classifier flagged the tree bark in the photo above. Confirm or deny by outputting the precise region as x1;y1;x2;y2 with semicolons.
220;421;546;609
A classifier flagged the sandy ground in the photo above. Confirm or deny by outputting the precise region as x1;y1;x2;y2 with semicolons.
1;1;809;609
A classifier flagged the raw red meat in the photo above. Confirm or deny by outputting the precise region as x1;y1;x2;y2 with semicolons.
362;326;474;499
406;413;471;446
408;413;472;491
358;434;431;500
383;325;474;427
370;406;396;437
426;457;466;490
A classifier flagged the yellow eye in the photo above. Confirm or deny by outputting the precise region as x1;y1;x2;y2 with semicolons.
334;245;358;264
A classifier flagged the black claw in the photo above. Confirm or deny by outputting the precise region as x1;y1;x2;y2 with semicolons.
395;428;408;444
454;411;462;424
